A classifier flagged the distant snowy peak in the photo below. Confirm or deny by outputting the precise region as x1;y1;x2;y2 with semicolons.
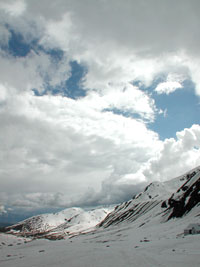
6;207;111;238
52;208;110;234
7;207;83;233
99;166;200;228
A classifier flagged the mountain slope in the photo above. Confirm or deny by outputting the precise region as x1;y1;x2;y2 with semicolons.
99;166;200;228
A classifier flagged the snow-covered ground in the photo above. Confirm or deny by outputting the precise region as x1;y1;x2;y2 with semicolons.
1;215;200;267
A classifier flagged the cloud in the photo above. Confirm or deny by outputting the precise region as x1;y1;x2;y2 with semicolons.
1;0;200;95
155;81;183;95
142;124;200;182
80;83;157;122
0;49;70;94
0;87;161;209
155;72;187;95
0;0;26;17
0;0;200;213
0;204;7;214
34;0;200;95
0;25;11;46
77;124;200;207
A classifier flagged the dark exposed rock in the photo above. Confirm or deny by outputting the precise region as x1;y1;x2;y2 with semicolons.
161;201;167;208
168;173;200;220
186;171;196;180
144;183;153;192
0;227;7;233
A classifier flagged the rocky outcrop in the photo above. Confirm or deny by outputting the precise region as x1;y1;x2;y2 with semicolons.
167;171;200;219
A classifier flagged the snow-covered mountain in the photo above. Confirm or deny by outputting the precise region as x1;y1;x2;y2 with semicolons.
98;166;200;228
6;207;111;239
6;166;200;240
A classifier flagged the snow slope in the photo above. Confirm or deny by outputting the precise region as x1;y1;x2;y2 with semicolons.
99;166;200;228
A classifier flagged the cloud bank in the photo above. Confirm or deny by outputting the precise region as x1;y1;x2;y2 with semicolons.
0;0;200;212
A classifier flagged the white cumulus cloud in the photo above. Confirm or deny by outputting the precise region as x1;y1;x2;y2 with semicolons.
155;81;183;95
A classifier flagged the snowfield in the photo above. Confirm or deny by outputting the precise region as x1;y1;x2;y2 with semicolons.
1;218;200;267
1;166;200;267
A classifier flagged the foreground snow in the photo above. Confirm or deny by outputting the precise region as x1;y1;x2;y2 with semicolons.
1;216;200;267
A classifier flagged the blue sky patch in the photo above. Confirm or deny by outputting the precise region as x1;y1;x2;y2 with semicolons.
7;29;34;57
149;79;200;140
1;27;65;63
65;61;87;99
103;107;144;121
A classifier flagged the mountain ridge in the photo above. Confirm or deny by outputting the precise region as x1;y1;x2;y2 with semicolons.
98;166;200;228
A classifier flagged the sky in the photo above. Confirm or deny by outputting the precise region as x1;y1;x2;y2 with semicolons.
0;0;200;220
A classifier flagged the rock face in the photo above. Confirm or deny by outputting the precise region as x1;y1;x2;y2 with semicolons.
99;167;200;228
167;171;200;219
